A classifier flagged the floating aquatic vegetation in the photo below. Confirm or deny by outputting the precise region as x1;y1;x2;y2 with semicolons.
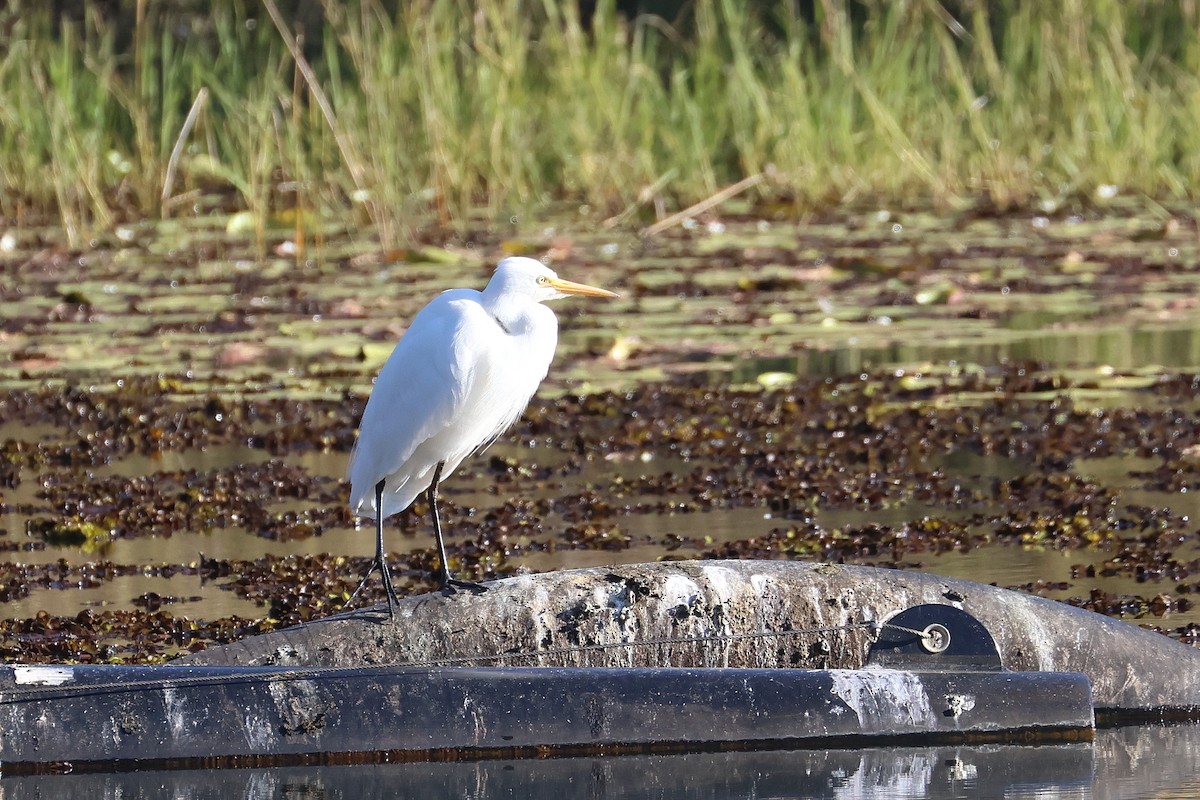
3;209;1200;660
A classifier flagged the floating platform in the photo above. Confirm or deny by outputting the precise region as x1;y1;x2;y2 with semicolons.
1;561;1197;771
0;661;1093;769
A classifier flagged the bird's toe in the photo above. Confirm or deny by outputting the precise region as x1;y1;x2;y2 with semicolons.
442;578;489;596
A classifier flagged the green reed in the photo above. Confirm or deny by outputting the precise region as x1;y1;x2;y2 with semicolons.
1;0;1197;244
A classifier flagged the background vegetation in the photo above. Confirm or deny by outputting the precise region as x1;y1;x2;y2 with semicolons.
2;0;1198;243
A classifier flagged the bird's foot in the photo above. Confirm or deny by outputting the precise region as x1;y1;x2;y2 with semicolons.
440;577;489;596
346;555;400;618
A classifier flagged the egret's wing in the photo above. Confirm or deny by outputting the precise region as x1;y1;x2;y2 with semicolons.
347;290;484;512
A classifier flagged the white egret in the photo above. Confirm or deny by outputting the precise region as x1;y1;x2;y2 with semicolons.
348;256;617;613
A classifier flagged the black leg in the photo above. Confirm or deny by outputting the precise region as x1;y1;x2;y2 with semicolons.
347;478;400;617
429;461;452;585
429;461;487;596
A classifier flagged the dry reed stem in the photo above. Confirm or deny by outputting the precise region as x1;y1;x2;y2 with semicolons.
161;87;210;215
262;0;364;189
641;172;766;237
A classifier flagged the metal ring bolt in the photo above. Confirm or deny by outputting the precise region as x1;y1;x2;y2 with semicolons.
919;623;952;654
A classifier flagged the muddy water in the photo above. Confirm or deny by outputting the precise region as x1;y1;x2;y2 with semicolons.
2;202;1200;661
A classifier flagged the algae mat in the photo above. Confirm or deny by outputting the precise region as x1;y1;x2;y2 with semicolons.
1;201;1199;661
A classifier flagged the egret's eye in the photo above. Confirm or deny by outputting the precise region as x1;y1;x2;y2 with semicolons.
536;276;550;286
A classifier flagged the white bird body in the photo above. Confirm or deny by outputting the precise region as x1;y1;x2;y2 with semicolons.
348;283;557;520
346;256;616;606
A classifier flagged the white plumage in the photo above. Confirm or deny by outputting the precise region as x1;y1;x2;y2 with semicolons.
347;256;616;610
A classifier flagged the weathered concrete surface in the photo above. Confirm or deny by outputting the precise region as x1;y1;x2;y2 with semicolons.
180;560;1200;712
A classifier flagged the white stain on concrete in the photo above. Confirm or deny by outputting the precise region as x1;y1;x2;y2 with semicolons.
240;706;274;750
699;564;739;606
658;574;702;612
748;572;775;597
462;694;488;743
249;679;313;750
161;686;188;740
945;693;976;718
806;586;829;626
829;669;937;732
525;583;556;659
12;666;74;686
1009;601;1058;670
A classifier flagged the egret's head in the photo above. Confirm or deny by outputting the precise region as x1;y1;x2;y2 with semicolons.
489;257;617;303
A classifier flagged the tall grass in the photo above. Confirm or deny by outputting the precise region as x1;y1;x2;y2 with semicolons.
2;0;1199;244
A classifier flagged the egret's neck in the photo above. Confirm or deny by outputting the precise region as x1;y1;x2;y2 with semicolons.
482;291;537;336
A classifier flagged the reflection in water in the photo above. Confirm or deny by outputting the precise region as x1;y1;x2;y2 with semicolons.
5;724;1197;799
745;320;1200;380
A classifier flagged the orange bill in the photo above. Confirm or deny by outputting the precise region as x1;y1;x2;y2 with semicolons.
548;277;619;298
